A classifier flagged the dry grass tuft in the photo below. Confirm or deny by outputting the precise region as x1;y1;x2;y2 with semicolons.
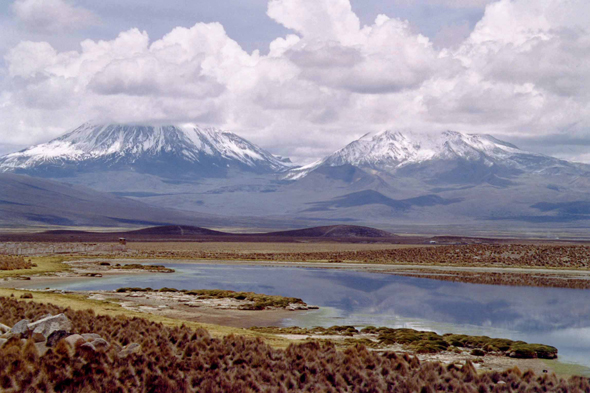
0;255;33;271
0;297;588;392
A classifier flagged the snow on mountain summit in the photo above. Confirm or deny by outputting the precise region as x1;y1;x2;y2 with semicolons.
285;129;577;180
0;123;293;177
323;130;529;168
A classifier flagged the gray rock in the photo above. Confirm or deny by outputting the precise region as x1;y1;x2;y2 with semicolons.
11;319;30;335
0;323;10;333
89;337;110;349
47;330;71;347
118;343;141;358
0;338;7;348
64;334;85;348
80;342;96;351
81;333;102;341
28;314;71;339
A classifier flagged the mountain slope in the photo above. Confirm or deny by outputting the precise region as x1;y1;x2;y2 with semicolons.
0;123;293;178
288;130;590;183
0;173;250;228
265;225;395;238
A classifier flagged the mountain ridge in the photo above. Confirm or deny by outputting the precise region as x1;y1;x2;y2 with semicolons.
286;130;589;182
0;123;294;178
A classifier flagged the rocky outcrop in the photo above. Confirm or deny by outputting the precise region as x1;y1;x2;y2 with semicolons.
10;319;30;335
0;313;130;357
28;313;72;339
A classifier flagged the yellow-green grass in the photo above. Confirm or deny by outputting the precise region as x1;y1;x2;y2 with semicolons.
0;256;72;279
542;359;590;378
0;287;291;348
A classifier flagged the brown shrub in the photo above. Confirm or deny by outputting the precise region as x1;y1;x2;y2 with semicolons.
0;255;33;270
0;296;588;392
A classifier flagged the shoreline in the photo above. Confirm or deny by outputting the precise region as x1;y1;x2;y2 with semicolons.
6;256;590;291
64;257;590;289
3;256;590;377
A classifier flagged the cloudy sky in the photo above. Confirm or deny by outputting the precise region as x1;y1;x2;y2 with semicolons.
0;0;589;164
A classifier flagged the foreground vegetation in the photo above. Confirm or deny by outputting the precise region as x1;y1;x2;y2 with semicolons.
0;255;34;271
1;297;588;392
0;256;70;279
111;263;175;273
250;326;558;359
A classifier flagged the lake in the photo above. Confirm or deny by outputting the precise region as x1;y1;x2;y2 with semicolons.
44;262;590;369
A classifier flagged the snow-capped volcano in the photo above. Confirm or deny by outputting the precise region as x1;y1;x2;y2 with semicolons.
287;130;582;181
0;123;293;177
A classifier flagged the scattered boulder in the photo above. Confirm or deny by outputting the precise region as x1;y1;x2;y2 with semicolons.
90;337;110;349
64;334;85;348
28;314;72;339
11;319;30;335
47;330;72;347
118;343;141;358
80;342;96;351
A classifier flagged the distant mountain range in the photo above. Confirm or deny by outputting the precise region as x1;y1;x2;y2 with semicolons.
2;123;590;230
0;224;398;242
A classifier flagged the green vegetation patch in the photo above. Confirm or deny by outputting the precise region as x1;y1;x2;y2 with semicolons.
0;256;71;279
113;263;175;273
250;325;558;359
251;325;359;336
368;328;557;359
115;287;305;310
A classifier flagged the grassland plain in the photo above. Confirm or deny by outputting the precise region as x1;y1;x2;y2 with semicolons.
0;256;71;278
2;296;590;392
118;243;590;269
83;241;590;290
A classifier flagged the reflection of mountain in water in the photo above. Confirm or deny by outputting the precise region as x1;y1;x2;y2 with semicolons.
45;263;590;367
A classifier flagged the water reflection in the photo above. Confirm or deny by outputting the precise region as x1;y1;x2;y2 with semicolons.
47;263;590;367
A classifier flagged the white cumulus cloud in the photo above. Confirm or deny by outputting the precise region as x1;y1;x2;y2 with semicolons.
1;0;590;164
